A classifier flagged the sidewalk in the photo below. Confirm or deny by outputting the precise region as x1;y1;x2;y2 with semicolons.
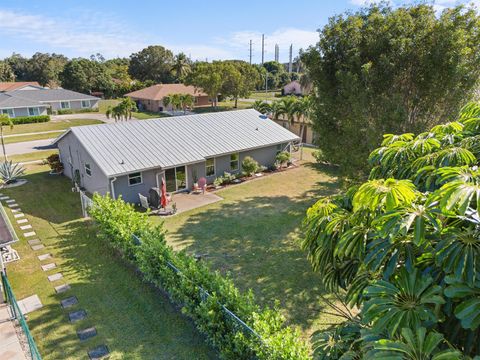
0;303;27;360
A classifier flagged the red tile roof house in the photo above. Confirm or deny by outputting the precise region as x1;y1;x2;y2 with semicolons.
0;82;43;92
125;84;210;113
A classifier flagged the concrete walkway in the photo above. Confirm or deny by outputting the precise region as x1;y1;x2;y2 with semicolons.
5;139;55;156
0;304;27;360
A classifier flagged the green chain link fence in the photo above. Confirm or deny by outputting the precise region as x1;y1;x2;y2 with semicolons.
2;272;42;360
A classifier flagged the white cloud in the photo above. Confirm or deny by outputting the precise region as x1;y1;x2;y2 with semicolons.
0;9;147;58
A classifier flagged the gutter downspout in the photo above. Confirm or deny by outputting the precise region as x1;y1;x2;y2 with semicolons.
110;177;117;199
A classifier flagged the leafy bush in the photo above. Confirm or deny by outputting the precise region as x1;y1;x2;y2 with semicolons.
275;151;291;168
10;115;50;125
312;150;324;163
0;161;25;184
57;108;99;115
303;102;480;358
214;172;237;186
46;154;64;173
242;156;259;176
90;194;310;360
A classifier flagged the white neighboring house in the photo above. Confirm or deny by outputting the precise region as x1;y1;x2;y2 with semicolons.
0;87;100;118
283;80;305;96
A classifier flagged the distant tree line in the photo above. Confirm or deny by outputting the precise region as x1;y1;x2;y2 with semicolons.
0;45;301;101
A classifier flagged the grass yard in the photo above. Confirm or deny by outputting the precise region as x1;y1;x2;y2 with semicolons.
248;91;281;101
2;166;217;359
98;99;169;120
9;150;58;163
4;132;61;144
4;119;103;136
155;149;345;344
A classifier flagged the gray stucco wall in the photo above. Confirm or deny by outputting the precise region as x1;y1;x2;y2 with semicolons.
112;168;161;204
48;99;99;111
57;132;110;195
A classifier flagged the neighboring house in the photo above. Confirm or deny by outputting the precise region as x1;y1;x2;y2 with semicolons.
0;88;100;118
0;82;43;92
283;80;306;96
126;84;210;112
53;109;300;203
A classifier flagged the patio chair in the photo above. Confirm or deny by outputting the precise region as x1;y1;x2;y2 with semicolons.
138;193;150;210
198;177;207;194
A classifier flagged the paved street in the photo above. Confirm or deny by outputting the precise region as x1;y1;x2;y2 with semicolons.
5;139;55;156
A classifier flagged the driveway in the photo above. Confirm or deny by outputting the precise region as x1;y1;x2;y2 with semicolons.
6;139;55;156
51;113;112;123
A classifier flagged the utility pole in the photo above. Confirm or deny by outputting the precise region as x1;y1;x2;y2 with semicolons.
261;34;265;64
249;40;253;64
288;44;293;73
274;44;279;62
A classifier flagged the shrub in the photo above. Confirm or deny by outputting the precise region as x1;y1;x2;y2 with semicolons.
275;151;291;168
56;108;99;115
242;156;259;176
0;161;25;184
46;154;64;173
11;115;50;125
214;172;236;186
90;194;310;360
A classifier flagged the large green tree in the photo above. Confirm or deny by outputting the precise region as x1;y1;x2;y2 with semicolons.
60;58;113;94
27;52;68;87
129;45;175;83
302;4;480;178
186;62;223;107
303;102;480;358
0;61;15;82
221;61;259;108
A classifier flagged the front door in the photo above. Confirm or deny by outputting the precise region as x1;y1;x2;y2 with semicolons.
164;168;176;193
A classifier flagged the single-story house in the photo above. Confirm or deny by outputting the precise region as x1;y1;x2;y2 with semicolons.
126;84;210;113
0;82;43;92
0;88;100;118
53;109;300;204
283;80;308;96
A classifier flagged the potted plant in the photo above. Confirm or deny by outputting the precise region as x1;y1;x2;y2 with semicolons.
47;154;64;175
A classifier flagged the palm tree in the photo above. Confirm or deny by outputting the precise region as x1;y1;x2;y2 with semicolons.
163;95;172;112
180;94;195;114
295;96;313;142
269;101;282;121
171;93;182;115
172;53;191;82
119;97;137;120
0;114;13;161
277;96;299;127
252;100;271;114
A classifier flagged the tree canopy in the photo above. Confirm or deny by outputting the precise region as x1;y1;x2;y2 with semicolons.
60;58;114;94
129;45;175;83
303;102;480;358
302;3;480;178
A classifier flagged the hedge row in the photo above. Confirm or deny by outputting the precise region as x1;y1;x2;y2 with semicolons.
11;115;50;124
56;108;99;115
89;194;310;360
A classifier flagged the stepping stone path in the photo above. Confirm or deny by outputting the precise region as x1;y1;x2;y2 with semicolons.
37;253;51;261
47;273;63;282
60;296;78;309
88;345;109;360
69;309;87;323
77;327;97;341
41;263;56;271
55;284;71;294
9;197;109;355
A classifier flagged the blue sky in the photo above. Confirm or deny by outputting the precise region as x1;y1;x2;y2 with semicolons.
0;0;477;62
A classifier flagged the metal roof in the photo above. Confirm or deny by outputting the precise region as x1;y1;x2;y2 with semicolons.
6;89;99;102
55;109;300;177
0;93;45;109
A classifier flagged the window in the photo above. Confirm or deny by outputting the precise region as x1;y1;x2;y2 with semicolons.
230;153;239;171
81;100;90;108
60;101;70;109
128;172;142;186
1;109;14;118
205;158;215;177
276;144;283;154
28;107;40;116
85;163;92;176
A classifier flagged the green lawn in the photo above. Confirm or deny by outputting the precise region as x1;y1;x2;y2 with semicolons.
154;149;345;344
4;119;103;136
98;99;169;120
4;132;61;144
9;150;58;163
248;91;281;101
2;167;217;359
